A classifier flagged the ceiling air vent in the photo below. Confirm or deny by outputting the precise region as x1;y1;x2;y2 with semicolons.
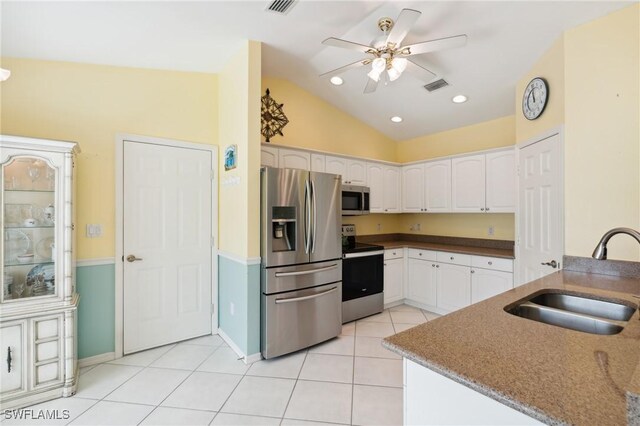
265;0;297;14
424;79;449;92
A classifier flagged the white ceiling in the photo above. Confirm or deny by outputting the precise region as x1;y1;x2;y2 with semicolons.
1;1;633;140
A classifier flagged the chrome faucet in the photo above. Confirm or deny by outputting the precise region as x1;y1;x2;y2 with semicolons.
592;227;640;260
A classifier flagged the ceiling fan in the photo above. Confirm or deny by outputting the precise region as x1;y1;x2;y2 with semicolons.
320;8;467;94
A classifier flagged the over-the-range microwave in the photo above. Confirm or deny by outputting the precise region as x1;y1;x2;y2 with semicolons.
342;185;370;216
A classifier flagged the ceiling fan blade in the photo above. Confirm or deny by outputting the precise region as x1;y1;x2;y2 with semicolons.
320;59;371;77
364;77;378;94
405;59;437;82
322;37;374;54
386;8;421;49
402;34;468;56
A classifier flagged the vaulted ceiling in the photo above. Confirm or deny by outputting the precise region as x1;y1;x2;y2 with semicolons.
2;1;632;140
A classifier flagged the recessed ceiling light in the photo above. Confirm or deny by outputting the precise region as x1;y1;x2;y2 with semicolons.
452;95;468;103
330;76;343;86
390;116;403;123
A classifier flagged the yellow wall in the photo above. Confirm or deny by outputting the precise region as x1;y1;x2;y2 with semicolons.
400;214;515;240
397;115;515;163
0;57;218;259
218;41;262;258
515;38;565;143
261;77;397;162
564;4;640;261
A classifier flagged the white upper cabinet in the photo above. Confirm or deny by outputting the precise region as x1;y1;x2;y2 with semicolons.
383;166;401;213
325;156;348;181
278;148;310;170
261;146;279;168
368;163;401;213
452;154;486;212
485;150;515;213
326;156;367;185
402;164;424;212
367;163;384;213
424;159;451;212
346;159;367;185
311;154;325;172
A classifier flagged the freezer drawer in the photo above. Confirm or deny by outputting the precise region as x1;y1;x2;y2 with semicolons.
262;260;342;294
261;282;342;359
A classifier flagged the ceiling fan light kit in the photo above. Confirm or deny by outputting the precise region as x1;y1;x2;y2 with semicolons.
321;8;467;94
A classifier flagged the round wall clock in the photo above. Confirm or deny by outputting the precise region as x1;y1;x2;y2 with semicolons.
522;77;549;120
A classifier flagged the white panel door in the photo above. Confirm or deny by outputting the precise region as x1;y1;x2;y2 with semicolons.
486;150;516;213
407;258;437;307
325;156;348;183
261;146;278;168
436;263;470;312
1;321;26;396
383;166;401;213
367;163;384;213
452;155;486;212
311;154;325;172
346;159;367;185
471;269;513;304
124;141;213;353
278;148;310;170
424;159;451;212
518;134;563;285
384;258;404;304
402;164;424;212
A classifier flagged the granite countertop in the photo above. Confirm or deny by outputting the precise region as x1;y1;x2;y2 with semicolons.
383;271;640;425
371;240;515;259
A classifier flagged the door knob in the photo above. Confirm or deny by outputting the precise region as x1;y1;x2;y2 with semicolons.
126;255;143;262
541;260;558;268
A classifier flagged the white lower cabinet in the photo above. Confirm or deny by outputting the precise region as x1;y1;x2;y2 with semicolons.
436;263;471;312
471;269;514;304
1;320;27;397
407;258;437;309
384;257;404;304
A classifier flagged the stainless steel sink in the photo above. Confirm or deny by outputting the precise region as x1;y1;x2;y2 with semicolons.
529;293;635;322
507;292;636;335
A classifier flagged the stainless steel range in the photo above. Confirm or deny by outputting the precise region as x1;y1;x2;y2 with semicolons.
341;224;384;323
260;167;343;359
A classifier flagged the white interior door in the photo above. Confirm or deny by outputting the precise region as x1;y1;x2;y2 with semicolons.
517;133;563;285
123;141;213;354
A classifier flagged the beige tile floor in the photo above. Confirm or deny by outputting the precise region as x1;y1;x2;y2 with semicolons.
4;304;439;426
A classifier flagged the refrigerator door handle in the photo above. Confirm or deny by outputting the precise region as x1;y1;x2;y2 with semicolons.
311;179;317;253
304;179;311;254
274;263;339;277
274;286;338;304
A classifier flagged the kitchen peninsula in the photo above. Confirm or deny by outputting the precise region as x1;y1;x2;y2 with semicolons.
383;265;640;425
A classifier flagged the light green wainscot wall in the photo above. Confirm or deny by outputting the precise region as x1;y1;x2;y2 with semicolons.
76;264;115;359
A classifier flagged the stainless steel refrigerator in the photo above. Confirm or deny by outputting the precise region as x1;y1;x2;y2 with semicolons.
260;167;342;359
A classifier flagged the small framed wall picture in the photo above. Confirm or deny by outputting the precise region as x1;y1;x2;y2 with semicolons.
224;145;237;171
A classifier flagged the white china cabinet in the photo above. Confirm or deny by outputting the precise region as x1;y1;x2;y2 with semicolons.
1;135;79;409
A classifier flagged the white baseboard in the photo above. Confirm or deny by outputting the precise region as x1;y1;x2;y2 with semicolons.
78;352;115;368
218;328;262;364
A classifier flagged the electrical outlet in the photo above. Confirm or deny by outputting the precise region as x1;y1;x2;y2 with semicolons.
488;226;495;236
86;224;103;238
230;302;235;316
409;224;415;231
377;223;382;231
416;223;421;231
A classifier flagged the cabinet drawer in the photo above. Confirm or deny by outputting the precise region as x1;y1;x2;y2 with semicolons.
408;249;437;261
471;255;513;272
384;249;404;260
34;361;62;388
35;317;60;340
436;252;471;266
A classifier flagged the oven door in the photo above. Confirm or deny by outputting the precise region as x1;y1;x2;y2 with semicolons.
342;251;384;301
341;188;363;215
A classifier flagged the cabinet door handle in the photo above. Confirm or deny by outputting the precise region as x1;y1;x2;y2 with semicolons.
436;265;440;268
488;261;493;265
471;270;475;274
7;346;11;373
480;208;485;211
486;207;490;211
450;256;454;260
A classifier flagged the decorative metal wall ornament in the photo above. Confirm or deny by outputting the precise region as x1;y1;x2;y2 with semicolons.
261;89;289;142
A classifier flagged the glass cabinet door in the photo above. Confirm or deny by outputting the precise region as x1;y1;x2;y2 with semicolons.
2;157;57;302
